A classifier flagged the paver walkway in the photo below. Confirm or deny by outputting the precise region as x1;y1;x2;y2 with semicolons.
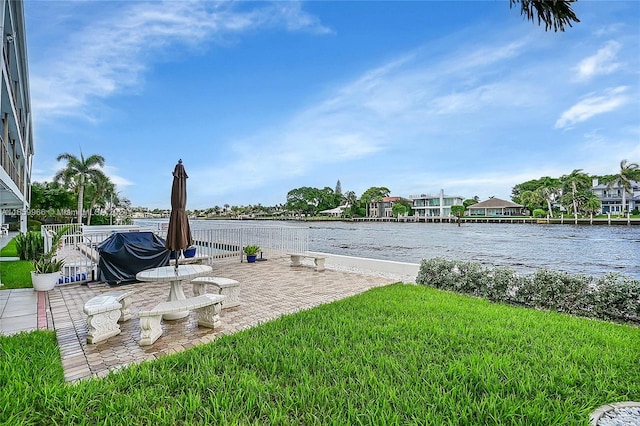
48;256;398;381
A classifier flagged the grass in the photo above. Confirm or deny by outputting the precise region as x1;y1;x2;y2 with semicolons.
0;284;638;425
0;237;33;289
0;238;18;257
0;260;33;289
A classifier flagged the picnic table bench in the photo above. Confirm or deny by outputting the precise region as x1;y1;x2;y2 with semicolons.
83;290;135;344
138;293;226;345
286;253;326;272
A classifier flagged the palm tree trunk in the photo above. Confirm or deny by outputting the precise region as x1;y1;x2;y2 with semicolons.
86;201;94;225
622;190;627;215
77;184;84;224
546;199;554;218
572;182;578;217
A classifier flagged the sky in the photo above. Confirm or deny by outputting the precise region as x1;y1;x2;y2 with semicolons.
25;1;640;210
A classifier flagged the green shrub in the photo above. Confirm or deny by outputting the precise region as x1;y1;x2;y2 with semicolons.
450;205;465;217
14;231;44;261
532;209;546;218
416;257;640;324
594;273;640;323
27;219;42;232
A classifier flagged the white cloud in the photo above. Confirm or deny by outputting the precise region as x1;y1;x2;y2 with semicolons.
30;1;330;122
573;40;622;82
554;86;630;129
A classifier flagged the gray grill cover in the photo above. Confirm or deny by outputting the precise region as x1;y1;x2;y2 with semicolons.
97;232;170;285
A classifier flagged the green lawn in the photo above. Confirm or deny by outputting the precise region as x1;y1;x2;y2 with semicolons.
0;238;33;289
0;260;33;289
0;238;18;257
0;284;638;425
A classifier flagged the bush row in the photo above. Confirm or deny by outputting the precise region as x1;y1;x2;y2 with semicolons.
416;258;640;324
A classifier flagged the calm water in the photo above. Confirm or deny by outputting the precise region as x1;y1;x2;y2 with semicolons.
144;219;640;279
304;221;640;279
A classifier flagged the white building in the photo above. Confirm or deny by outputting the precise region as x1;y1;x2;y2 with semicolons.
410;190;464;217
0;0;32;232
591;178;640;214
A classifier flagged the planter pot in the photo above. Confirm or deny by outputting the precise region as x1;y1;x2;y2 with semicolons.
246;254;257;263
184;247;197;258
31;271;60;292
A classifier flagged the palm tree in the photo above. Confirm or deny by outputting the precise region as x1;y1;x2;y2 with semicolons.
510;0;580;32
536;177;562;218
561;169;591;216
54;152;107;224
605;159;640;215
582;193;602;222
85;173;115;225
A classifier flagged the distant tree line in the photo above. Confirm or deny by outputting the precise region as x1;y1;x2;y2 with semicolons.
511;160;640;217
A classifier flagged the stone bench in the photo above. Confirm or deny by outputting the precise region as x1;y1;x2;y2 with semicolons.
138;294;226;346
286;253;326;272
83;290;135;344
191;277;240;309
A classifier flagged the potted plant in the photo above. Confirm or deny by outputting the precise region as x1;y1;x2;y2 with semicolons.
30;226;68;291
243;245;260;263
184;246;197;258
31;255;65;291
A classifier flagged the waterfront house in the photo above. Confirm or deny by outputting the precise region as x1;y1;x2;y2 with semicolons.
410;190;464;217
467;197;526;216
591;178;640;214
367;197;409;218
0;0;32;232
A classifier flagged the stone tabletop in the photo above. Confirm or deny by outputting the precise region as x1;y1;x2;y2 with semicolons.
136;264;212;282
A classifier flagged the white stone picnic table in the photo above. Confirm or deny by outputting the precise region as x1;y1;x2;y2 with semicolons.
136;264;212;320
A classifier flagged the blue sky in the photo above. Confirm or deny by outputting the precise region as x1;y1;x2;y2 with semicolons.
26;1;640;209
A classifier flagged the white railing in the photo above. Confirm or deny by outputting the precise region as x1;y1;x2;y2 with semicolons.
156;224;309;263
43;222;309;282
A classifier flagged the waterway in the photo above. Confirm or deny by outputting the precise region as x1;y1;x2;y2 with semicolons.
141;219;640;280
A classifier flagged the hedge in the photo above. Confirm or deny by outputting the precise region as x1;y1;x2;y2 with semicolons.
416;257;640;324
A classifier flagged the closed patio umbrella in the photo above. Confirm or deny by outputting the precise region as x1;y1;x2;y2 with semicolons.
165;159;193;270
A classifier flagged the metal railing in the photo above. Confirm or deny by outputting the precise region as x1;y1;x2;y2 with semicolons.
42;222;309;282
154;224;309;263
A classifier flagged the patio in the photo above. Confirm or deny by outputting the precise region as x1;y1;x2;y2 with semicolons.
46;255;397;382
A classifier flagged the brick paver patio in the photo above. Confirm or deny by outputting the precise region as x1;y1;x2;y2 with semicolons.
46;256;397;382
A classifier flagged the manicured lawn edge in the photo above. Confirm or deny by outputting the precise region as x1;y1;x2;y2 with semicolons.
1;284;638;425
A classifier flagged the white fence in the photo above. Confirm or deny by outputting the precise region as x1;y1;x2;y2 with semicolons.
42;222;309;283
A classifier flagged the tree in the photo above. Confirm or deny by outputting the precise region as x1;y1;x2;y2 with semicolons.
581;193;602;220
360;187;391;217
343;190;358;218
54;152;107;224
360;187;390;205
511;179;545;205
451;205;465;217
519;190;544;213
604;159;640;214
535;176;562;218
30;181;76;222
463;198;479;209
510;0;580;32
84;173;115;225
392;199;413;217
560;169;591;216
286;187;321;216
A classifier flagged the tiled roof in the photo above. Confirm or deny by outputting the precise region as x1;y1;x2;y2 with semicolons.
469;197;523;209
